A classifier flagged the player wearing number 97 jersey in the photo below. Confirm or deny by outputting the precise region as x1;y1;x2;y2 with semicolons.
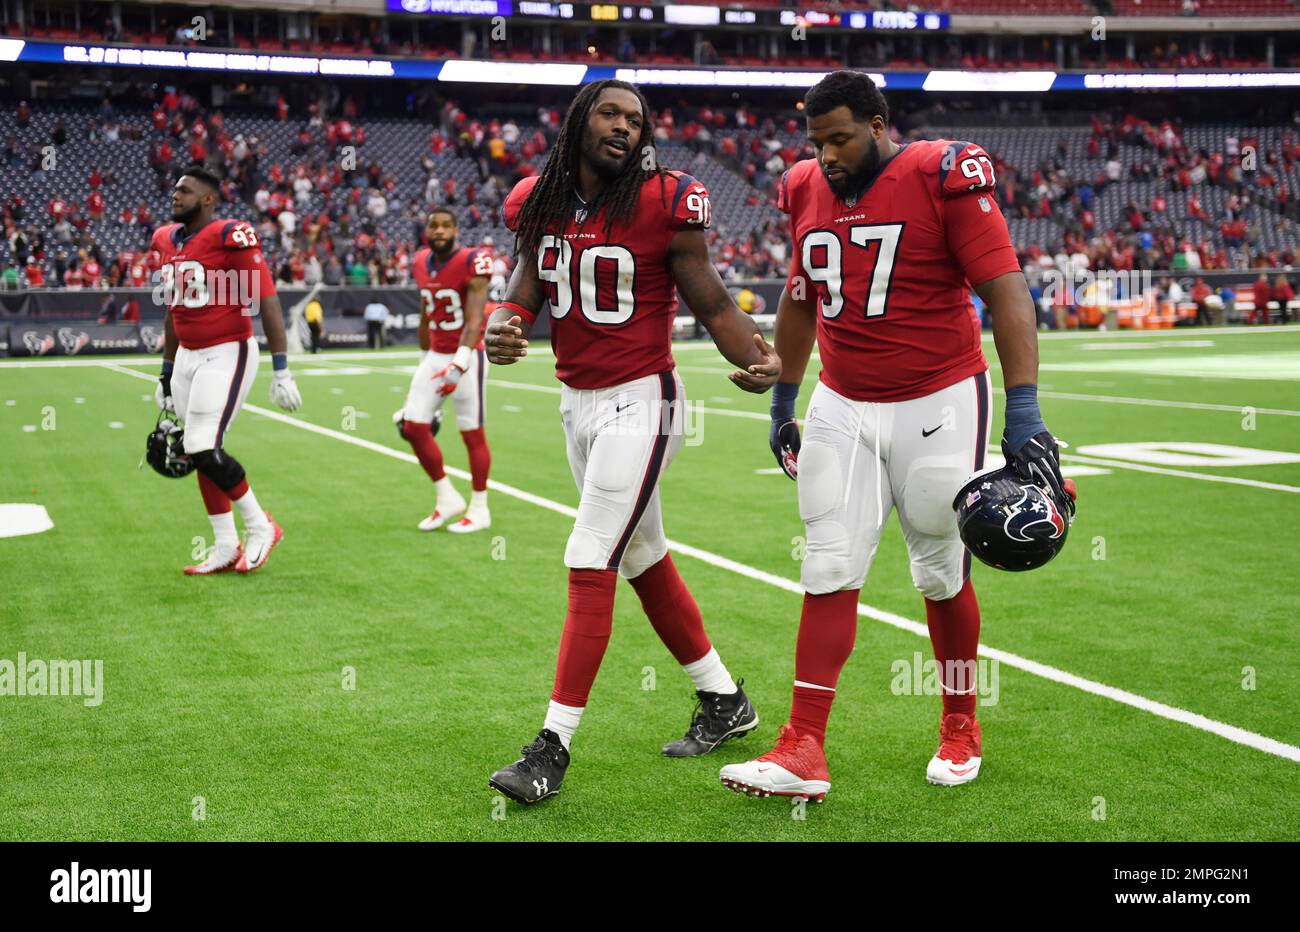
721;72;1073;803
483;80;782;806
149;165;301;576
399;208;493;533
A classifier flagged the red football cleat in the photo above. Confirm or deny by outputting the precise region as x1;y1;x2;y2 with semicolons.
926;712;983;786
719;723;831;801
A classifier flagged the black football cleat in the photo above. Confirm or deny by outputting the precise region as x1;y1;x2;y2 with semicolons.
662;679;759;758
488;729;570;805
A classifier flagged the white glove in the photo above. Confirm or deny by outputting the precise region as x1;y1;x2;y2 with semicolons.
270;370;302;411
435;345;472;397
155;379;174;413
434;363;464;397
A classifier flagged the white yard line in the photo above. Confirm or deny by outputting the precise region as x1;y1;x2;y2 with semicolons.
106;361;1300;764
1060;453;1300;494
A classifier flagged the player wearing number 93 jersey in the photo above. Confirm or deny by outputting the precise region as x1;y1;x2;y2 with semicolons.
483;79;782;806
721;72;1072;803
398;207;493;534
149;165;301;577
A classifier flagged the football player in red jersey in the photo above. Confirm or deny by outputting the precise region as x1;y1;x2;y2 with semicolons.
397;208;493;533
720;72;1074;800
151;166;302;575
483;80;781;805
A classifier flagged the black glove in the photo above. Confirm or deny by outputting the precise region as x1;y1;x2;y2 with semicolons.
770;417;801;481
1002;429;1073;516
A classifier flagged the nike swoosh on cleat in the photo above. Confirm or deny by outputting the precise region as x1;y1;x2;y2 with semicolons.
950;766;974;776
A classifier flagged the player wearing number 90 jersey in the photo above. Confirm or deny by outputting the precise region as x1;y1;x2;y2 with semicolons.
399;207;493;534
483;80;781;806
500;167;711;389
722;72;1069;803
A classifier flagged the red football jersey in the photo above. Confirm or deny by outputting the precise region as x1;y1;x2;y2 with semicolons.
503;170;711;389
150;219;276;350
412;245;492;354
781;138;1021;402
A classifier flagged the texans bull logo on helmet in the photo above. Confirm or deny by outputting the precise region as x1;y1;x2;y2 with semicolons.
1002;484;1067;544
954;466;1076;572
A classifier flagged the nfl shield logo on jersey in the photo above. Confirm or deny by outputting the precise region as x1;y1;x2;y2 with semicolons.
978;196;992;213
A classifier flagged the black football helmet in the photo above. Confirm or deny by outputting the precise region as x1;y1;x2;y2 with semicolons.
393;407;442;440
953;467;1077;572
144;412;194;478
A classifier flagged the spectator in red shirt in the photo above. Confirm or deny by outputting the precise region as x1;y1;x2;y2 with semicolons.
86;190;105;220
1273;273;1296;325
24;258;44;287
1252;273;1271;325
80;253;102;288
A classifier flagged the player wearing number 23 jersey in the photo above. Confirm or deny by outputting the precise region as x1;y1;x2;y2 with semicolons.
399;208;493;534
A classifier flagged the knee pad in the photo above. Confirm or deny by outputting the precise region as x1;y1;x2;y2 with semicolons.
189;447;247;493
619;533;667;580
900;459;964;538
564;524;608;570
911;560;963;602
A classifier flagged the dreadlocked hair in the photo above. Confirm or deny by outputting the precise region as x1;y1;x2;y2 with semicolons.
514;79;667;258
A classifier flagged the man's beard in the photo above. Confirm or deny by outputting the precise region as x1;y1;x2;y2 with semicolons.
171;202;201;225
582;133;629;181
825;146;881;201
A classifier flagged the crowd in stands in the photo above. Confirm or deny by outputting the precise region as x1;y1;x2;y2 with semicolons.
1;93;1298;316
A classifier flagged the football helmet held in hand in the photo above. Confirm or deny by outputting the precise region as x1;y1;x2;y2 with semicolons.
953;466;1077;572
144;412;194;478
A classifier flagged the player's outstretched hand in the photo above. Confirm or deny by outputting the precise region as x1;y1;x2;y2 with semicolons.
270;370;302;412
729;332;781;394
485;316;527;366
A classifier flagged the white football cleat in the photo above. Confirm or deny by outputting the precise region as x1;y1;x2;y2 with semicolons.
238;513;283;574
418;489;466;531
184;544;244;576
447;508;490;534
926;712;983;786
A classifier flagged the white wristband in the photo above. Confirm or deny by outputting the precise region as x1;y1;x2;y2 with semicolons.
452;345;473;371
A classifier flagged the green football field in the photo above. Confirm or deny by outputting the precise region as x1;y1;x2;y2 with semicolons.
2;325;1298;841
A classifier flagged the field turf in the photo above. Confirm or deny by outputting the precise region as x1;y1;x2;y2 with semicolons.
1;325;1298;840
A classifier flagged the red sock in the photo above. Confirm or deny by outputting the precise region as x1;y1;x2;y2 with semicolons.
924;577;981;717
628;554;711;665
197;473;231;515
402;419;445;482
460;428;491;492
790;589;859;748
550;569;618;708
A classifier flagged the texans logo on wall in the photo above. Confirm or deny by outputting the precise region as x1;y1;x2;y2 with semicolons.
22;331;56;356
140;326;165;353
58;328;91;356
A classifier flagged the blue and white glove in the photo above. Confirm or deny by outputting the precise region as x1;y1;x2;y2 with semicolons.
269;353;302;412
769;382;801;481
155;359;175;413
1002;384;1072;514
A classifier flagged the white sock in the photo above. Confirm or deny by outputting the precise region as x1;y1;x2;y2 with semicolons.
232;486;268;530
435;476;459;502
209;512;238;551
682;647;736;695
543;700;584;750
469;489;489;512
